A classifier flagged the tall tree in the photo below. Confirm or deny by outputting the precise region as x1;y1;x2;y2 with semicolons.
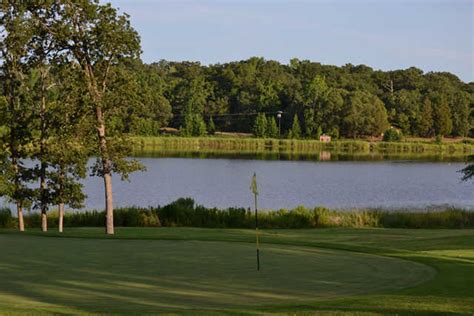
52;0;143;234
266;116;278;138
416;97;434;137
342;91;389;138
253;113;267;138
431;93;453;137
303;108;316;138
44;62;90;233
208;116;216;135
451;91;471;137
0;1;37;231
289;114;302;139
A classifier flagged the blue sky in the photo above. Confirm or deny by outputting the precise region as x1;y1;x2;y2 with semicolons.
109;0;473;82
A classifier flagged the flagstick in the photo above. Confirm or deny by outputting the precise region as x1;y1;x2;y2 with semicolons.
255;191;260;271
251;172;260;271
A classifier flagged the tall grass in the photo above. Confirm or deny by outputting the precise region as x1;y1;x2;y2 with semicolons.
1;198;472;230
131;136;473;160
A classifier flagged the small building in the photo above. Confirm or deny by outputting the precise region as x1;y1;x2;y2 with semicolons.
319;134;331;142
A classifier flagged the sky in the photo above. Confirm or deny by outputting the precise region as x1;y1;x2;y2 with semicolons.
108;0;473;82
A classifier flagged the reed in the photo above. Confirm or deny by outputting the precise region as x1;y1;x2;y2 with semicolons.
2;199;472;229
130;136;473;160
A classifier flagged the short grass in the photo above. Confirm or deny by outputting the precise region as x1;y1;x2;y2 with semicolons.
0;227;473;315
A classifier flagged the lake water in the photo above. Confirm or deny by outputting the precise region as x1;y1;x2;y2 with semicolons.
65;158;473;211
1;158;472;211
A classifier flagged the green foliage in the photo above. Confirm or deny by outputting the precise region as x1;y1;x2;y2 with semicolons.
0;208;15;228
303;108;316;138
450;91;471;137
266;116;278;138
388;90;422;134
315;126;323;139
253;113;267;138
151;59;470;139
383;128;402;142
416;97;434;137
343;91;389;138
376;208;474;228
431;93;453;136
288;114;301;139
207;116;216;135
181;113;207;137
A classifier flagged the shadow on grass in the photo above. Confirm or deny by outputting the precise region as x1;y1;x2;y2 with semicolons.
0;233;446;315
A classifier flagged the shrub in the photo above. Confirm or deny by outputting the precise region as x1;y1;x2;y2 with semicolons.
383;128;401;142
0;208;15;228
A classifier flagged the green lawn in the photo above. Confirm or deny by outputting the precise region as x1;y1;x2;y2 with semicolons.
0;227;473;315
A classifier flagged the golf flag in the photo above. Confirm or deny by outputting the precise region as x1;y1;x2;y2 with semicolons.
251;172;258;195
251;172;260;271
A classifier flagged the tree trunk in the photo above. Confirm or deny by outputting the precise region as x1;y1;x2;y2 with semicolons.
41;211;47;232
84;63;114;235
40;69;48;233
96;106;114;235
16;202;24;232
104;172;114;235
58;203;64;233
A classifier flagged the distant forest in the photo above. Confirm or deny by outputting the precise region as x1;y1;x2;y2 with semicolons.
117;57;473;138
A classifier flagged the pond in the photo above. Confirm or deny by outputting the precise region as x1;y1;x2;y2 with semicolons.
76;158;472;210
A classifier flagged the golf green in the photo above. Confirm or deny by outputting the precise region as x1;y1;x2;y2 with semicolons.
0;234;434;315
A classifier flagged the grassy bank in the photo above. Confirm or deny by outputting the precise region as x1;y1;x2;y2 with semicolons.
0;227;473;315
131;136;474;160
2;198;473;230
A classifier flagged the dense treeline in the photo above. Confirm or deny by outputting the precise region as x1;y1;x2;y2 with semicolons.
1;198;473;229
118;58;473;138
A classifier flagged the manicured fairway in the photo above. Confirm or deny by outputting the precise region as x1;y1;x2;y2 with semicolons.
0;227;473;315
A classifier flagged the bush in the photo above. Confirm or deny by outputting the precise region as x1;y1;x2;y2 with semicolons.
0;208;15;228
383;128;401;142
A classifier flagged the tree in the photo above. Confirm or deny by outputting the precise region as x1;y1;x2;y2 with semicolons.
51;0;144;234
253;113;267;138
0;2;37;231
193;114;207;136
431;93;453;137
303;108;316;138
124;61;172;136
416;97;434;137
43;62;90;233
451;91;471;137
288;114;301;139
181;112;207;136
137;57;474;138
390;90;422;134
208;116;216;135
266;116;278;138
316;126;323;139
342;91;389;138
